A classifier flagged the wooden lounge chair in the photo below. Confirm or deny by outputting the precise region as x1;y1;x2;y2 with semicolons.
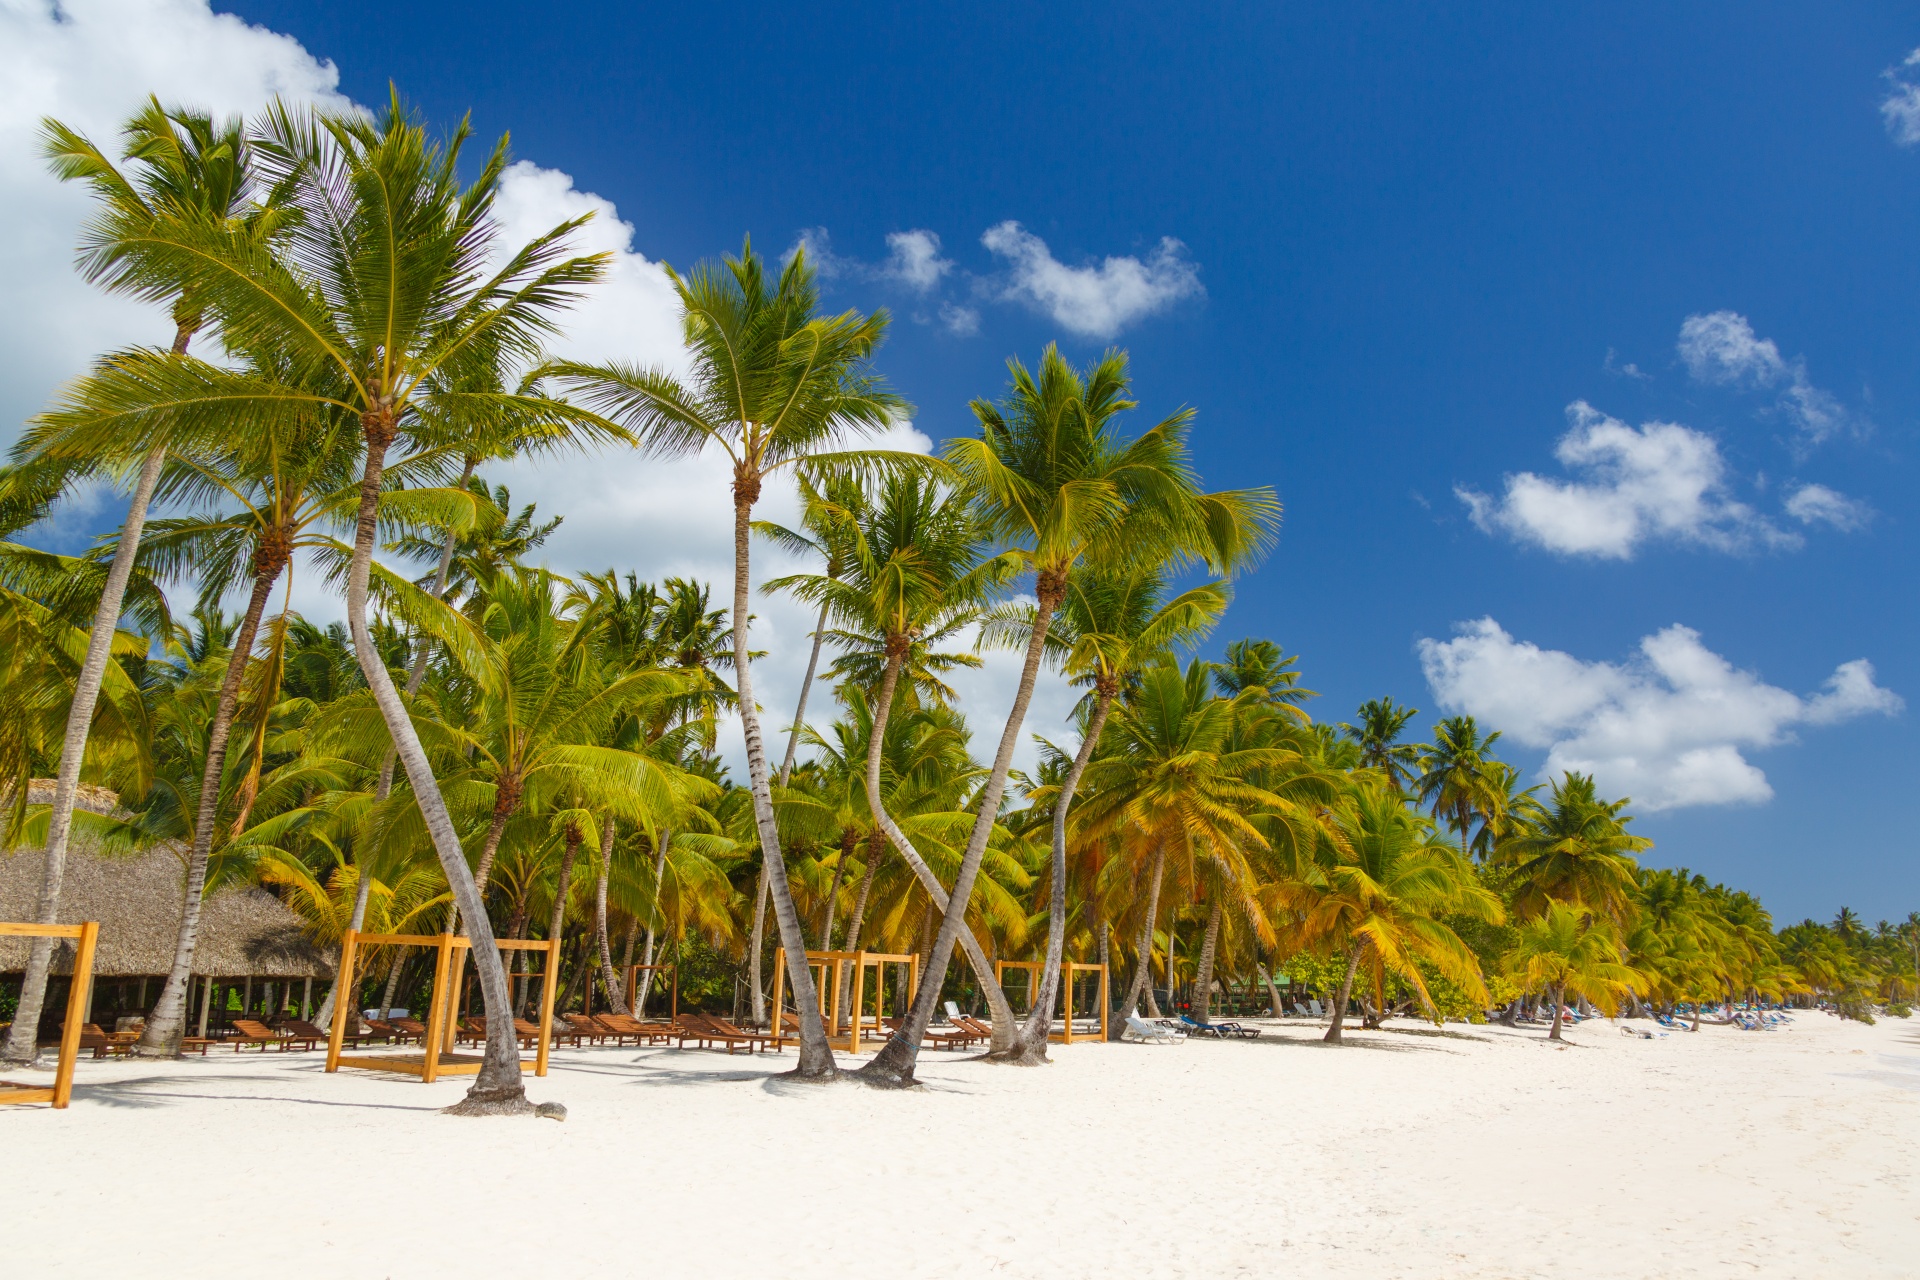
388;1018;429;1044
673;1012;762;1054
953;1014;997;1042
704;1014;778;1051
69;1023;134;1059
513;1017;562;1046
287;1018;370;1048
596;1013;677;1045
563;1014;610;1045
229;1019;304;1052
884;1015;976;1050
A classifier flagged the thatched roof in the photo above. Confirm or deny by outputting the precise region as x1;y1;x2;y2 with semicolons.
0;784;332;979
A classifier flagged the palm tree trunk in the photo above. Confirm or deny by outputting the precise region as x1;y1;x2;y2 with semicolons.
315;869;375;1030
859;645;1020;1054
836;832;882;1015
1109;840;1168;1039
545;826;582;1013
376;456;475;802
378;952;406;1020
1548;983;1566;1042
141;550;288;1055
1191;895;1224;1025
778;598;830;783
348;413;526;1113
1260;965;1285;1017
732;487;833;1078
747;868;771;1026
1;442;168;1066
1014;687;1115;1061
594;815;627;1016
637;828;670;1014
1325;943;1365;1044
819;828;855;950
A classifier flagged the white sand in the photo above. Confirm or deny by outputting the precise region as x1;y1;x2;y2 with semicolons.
4;1013;1918;1278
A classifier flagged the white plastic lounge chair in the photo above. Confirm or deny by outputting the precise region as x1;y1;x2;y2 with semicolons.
1308;999;1324;1017
1123;1014;1185;1044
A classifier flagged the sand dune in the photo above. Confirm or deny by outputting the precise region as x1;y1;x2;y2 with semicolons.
4;1013;1916;1277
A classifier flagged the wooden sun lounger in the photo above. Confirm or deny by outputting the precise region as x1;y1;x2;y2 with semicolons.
287;1018;369;1048
70;1023;134;1059
596;1013;678;1045
230;1018;316;1052
704;1014;779;1051
883;1016;977;1050
673;1012;763;1054
388;1018;429;1044
563;1014;610;1045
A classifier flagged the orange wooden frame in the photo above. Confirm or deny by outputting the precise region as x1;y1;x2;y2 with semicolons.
0;921;99;1109
769;950;919;1054
993;960;1109;1043
324;931;557;1083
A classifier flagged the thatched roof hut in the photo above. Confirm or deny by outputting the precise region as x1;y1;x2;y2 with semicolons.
0;785;331;980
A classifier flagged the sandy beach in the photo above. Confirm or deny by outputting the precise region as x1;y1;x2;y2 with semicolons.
4;1013;1916;1278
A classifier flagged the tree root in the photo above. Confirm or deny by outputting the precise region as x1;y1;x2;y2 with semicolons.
977;1044;1050;1067
852;1060;922;1090
441;1086;538;1117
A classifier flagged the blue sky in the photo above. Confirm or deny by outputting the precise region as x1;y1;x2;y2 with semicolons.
8;2;1916;922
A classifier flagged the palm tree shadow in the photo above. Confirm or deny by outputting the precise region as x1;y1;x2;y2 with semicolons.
72;1073;435;1113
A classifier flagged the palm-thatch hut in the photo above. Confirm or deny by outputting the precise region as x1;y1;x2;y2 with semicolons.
1;784;331;1037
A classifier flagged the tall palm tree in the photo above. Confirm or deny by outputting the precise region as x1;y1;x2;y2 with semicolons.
988;563;1228;1057
766;471;1021;1043
550;241;911;1080
1340;697;1421;793
48;94;616;1109
1498;772;1648;923
1413;714;1505;855
2;101;261;1066
860;345;1278;1086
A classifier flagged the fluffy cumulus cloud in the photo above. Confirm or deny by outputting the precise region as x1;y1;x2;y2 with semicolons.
1419;619;1903;810
1;0;1074;778
1456;401;1794;559
1883;49;1920;146
1784;482;1872;532
1677;311;1850;446
979;221;1203;339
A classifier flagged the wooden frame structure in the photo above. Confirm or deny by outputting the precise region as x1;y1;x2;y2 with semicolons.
993;960;1109;1043
770;950;919;1054
0;921;99;1109
324;931;557;1083
622;962;677;1020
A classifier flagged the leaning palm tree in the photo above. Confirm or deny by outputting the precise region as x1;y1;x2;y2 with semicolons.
1498;772;1649;923
859;346;1278;1086
2;100;261;1067
548;241;912;1080
42;94;616;1112
1340;697;1421;793
985;563;1228;1057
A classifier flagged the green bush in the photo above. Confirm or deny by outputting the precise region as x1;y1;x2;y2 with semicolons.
1884;1002;1912;1019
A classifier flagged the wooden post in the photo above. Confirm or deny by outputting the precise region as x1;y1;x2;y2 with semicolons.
1099;962;1110;1041
326;930;359;1072
1061;963;1074;1044
421;934;453;1084
443;947;467;1052
625;964;637;1014
534;938;559;1078
770;957;787;1050
910;953;920;1012
51;922;98;1109
848;952;866;1054
670;965;678;1020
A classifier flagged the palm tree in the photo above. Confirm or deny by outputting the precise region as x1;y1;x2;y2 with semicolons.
1280;781;1500;1044
1340;697;1421;792
766;471;1021;1044
1498;773;1648;923
1505;901;1645;1041
549;241;911;1080
1413;714;1505;855
989;563;1228;1057
860;345;1278;1086
50;94;616;1110
2;101;260;1066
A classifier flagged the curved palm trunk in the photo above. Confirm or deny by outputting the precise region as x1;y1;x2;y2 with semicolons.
315;870;375;1030
778;598;830;783
860;647;1019;1054
1548;983;1566;1042
747;870;772;1025
141;553;286;1055
836;831;882;1014
377;456;475;802
1109;840;1167;1039
1191;895;1224;1025
732;488;834;1079
348;416;526;1114
819;827;855;951
1012;687;1115;1061
2;442;168;1065
1260;964;1285;1017
1324;943;1366;1044
594;816;628;1016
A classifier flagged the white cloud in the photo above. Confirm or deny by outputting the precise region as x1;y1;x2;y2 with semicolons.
0;0;352;449
1419;619;1902;810
979;220;1202;339
1677;310;1852;446
1;0;1074;781
1457;401;1794;559
939;302;980;337
1784;482;1872;532
880;229;951;291
1882;49;1920;146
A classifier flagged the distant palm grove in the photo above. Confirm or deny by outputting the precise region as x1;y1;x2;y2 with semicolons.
1;96;1913;1109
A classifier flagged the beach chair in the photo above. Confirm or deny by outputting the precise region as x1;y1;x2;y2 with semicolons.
1308;999;1324;1017
69;1023;134;1059
389;1018;429;1044
1175;1014;1226;1038
1122;1014;1185;1044
942;1000;968;1025
885;1015;976;1050
705;1014;779;1051
287;1018;368;1048
596;1013;678;1045
563;1014;609;1045
1181;1013;1260;1040
229;1018;306;1052
673;1013;760;1054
